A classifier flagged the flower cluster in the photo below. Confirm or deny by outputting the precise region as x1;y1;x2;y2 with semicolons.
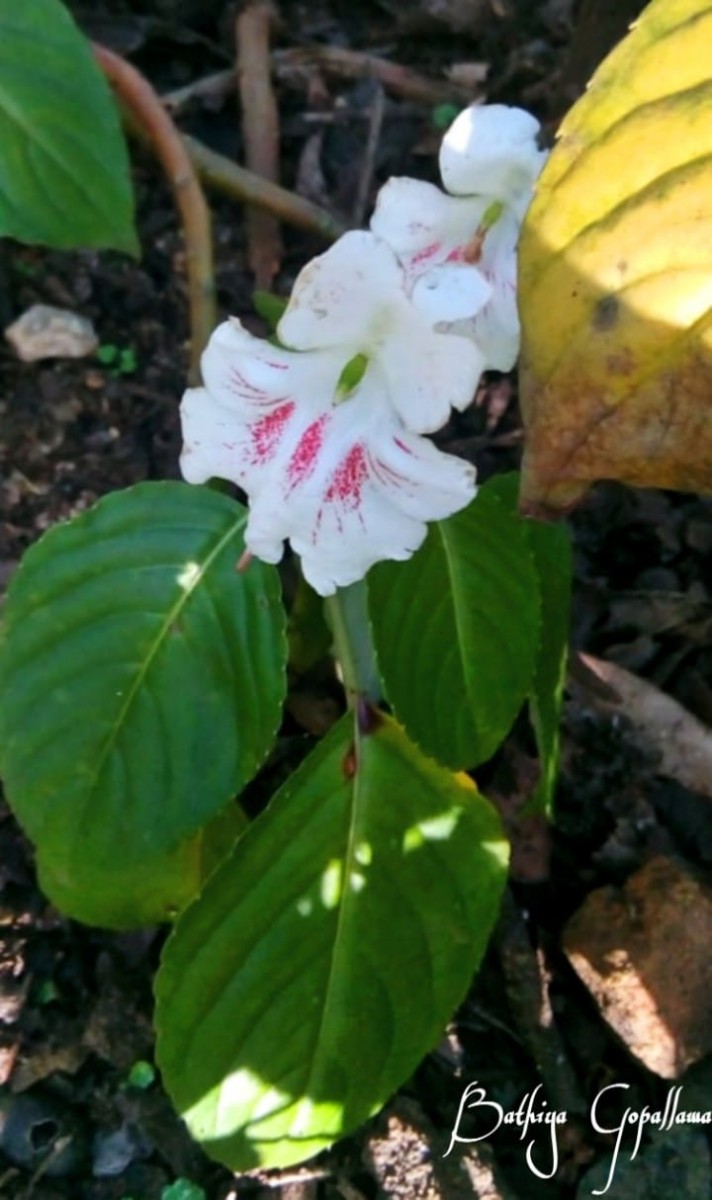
180;104;545;595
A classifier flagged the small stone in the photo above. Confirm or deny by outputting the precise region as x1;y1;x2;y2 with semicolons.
564;856;712;1078
92;1122;152;1178
364;1097;517;1199
5;305;98;362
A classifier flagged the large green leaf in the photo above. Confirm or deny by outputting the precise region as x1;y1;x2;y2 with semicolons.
37;799;248;929
0;483;286;920
155;710;508;1170
0;0;137;252
367;481;541;770
519;0;712;512
486;475;572;815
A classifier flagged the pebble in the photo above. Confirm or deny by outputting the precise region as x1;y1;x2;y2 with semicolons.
564;856;712;1078
92;1122;152;1177
4;304;98;362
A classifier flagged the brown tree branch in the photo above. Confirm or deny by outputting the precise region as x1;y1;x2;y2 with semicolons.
181;135;347;241
93;42;216;383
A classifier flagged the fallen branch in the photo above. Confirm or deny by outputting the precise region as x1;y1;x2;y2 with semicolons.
574;652;712;801
93;43;216;383
162;68;235;115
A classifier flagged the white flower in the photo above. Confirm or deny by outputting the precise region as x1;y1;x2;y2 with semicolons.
440;104;546;216
371;104;547;372
181;320;476;596
277;229;485;434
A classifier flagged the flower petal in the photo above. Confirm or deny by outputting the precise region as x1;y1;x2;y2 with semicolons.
370;427;476;521
278;228;484;433
411;262;492;323
371;178;482;278
440;104;546;203
180;386;252;486
278;230;404;353
371;177;496;324
375;316;485;433
200;317;338;422
182;318;352;494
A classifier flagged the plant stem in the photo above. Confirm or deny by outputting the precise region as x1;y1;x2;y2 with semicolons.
93;42;217;383
325;582;380;708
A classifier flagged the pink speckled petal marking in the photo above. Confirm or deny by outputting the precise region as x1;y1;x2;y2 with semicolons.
180;320;343;494
244;370;477;595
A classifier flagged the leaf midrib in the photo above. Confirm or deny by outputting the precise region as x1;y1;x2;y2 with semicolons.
437;521;481;739
293;711;364;1135
84;513;246;807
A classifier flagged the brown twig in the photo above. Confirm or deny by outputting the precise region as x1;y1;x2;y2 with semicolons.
162;68;235;114
93;43;216;383
275;44;474;107
182;134;347;241
236;2;283;289
573;652;712;801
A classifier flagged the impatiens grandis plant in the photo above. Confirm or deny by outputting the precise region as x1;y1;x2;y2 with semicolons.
0;104;572;1169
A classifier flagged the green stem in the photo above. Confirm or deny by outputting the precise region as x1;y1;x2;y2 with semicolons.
324;581;380;708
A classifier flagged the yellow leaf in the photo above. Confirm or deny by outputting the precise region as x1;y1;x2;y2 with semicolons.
518;0;712;514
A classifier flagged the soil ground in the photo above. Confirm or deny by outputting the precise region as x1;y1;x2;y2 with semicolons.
2;2;712;1198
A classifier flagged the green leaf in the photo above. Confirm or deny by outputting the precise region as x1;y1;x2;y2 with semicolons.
161;1181;206;1200
0;483;286;925
485;474;572;815
0;0;137;253
253;290;288;329
524;515;571;815
36;798;248;928
368;481;541;770
156;710;508;1171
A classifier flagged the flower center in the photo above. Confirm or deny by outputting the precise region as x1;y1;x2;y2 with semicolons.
462;200;505;264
